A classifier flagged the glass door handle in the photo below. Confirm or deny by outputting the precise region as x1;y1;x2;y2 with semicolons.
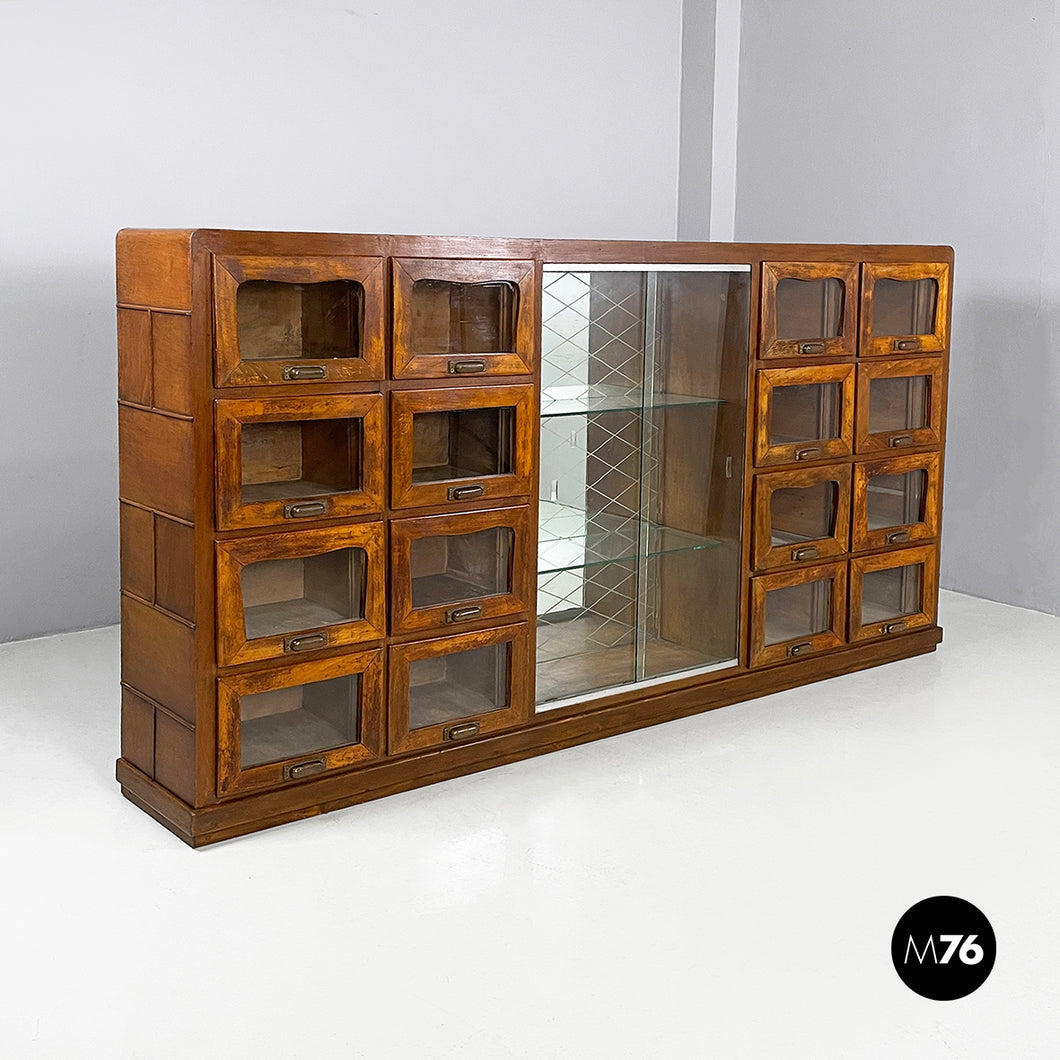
448;485;485;501
788;642;813;657
284;501;328;518
446;606;483;623
798;342;825;354
448;360;487;374
893;338;921;351
283;364;327;380
444;722;480;741
882;620;907;634
284;632;328;653
885;530;911;544
794;447;821;461
888;435;913;448
791;545;819;561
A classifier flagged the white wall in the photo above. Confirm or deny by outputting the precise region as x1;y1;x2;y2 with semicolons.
0;0;686;641
734;1;1060;615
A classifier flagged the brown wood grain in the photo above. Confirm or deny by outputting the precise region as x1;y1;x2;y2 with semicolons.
116;229;194;310
118;406;195;521
854;357;944;453
848;543;939;643
120;594;196;723
759;261;859;359
860;261;951;356
851;451;941;552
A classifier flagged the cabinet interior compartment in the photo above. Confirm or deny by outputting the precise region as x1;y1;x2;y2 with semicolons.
410;527;512;609
866;469;927;530
775;277;844;340
407;642;509;729
240;417;360;503
868;375;929;433
239;673;360;768
239;548;365;639
770;381;840;445
235;279;364;362
872;278;938;336
769;480;838;546
536;265;750;707
411;407;513;484
411;279;519;354
860;563;923;625
763;577;833;646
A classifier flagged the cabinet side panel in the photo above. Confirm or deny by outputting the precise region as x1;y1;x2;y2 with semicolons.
118;406;195;522
154;516;196;622
120;595;196;724
120;687;156;776
152;313;195;415
117;309;153;405
154;712;197;804
116;229;194;310
119;503;154;601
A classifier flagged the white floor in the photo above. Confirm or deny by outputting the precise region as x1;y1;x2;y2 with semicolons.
1;590;1058;1058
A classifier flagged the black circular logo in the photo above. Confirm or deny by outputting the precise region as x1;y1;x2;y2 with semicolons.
891;896;995;1000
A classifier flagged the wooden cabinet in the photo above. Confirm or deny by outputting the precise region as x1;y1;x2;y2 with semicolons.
116;231;950;845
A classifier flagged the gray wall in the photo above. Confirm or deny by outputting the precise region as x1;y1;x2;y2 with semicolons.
735;1;1060;615
0;0;686;642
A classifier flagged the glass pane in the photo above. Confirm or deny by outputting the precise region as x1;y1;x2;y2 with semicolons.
410;527;513;608
411;408;513;484
241;418;359;503
770;383;840;445
411;279;518;354
236;280;364;361
861;564;923;625
240;548;365;639
764;578;832;645
408;642;509;729
866;469;927;531
776;277;843;339
240;674;359;768
868;376;928;434
873;278;937;335
770;481;837;546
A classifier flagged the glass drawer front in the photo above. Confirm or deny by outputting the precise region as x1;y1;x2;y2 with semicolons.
750;563;846;667
213;256;385;385
855;359;943;453
753;465;851;571
853;453;940;552
849;545;938;642
390;386;535;509
217;651;384;796
760;262;859;358
216;524;385;666
861;262;950;355
392;258;535;378
755;365;854;466
216;395;385;529
388;625;532;754
390;507;533;634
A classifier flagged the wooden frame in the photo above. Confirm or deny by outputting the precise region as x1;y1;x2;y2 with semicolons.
215;523;386;666
389;384;536;509
849;545;939;643
388;623;532;755
749;562;847;668
216;649;385;797
752;464;851;571
215;394;385;530
390;506;534;635
860;262;950;356
213;254;386;386
759;261;859;359
754;363;855;467
852;452;941;553
854;358;944;454
392;257;536;378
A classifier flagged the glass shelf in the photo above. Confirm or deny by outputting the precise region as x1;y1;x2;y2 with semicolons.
540;384;724;418
538;502;720;575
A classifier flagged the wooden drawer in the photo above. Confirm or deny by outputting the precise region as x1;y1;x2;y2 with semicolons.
390;506;534;635
860;262;950;356
392;257;536;379
852;452;941;553
390;385;535;510
213;255;385;386
749;562;847;667
215;394;385;530
217;649;385;797
752;464;851;571
216;523;386;667
854;358;944;453
849;545;939;643
759;261;859;359
388;624;532;755
754;364;855;467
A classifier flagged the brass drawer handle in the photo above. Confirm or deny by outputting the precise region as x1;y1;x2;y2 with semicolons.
885;530;911;545
283;364;327;381
448;484;485;501
788;642;813;658
799;341;825;355
888;435;913;448
446;606;483;623
448;359;487;374
894;338;921;352
791;545;819;562
284;758;326;780
882;620;907;634
284;632;328;653
284;501;328;519
444;722;480;741
794;447;820;461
